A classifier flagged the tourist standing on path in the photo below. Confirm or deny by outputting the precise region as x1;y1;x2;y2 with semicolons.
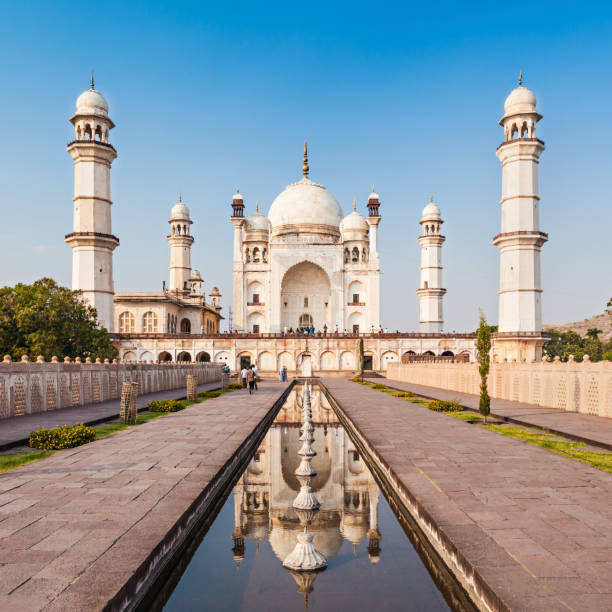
247;366;255;394
282;365;288;382
278;366;283;381
252;363;259;390
241;366;248;389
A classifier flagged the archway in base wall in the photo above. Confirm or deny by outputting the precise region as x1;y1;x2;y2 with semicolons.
380;351;399;370
258;351;275;370
177;351;192;362
278;351;293;371
320;351;336;370
123;351;136;362
281;261;331;331
340;351;356;370
196;351;211;362
140;351;153;363
158;351;172;362
215;351;230;364
237;352;253;370
441;350;454;357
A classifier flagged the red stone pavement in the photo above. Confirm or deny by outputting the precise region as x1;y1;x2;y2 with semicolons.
323;378;612;611
0;382;290;610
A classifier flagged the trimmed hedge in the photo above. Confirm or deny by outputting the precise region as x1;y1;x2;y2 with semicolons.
29;424;96;450
147;399;187;413
228;382;243;390
426;399;463;413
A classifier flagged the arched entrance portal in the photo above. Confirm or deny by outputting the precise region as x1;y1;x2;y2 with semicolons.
196;351;211;362
281;261;331;331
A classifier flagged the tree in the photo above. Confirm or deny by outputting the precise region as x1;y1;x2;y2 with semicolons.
476;313;491;424
0;278;118;362
359;337;365;382
586;328;603;340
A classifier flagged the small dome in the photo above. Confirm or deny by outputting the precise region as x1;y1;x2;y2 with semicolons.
341;210;368;233
421;199;441;221
190;269;202;280
210;286;220;295
368;189;379;201
504;85;537;116
233;190;243;201
171;200;190;220
75;88;109;118
246;210;269;231
268;177;343;231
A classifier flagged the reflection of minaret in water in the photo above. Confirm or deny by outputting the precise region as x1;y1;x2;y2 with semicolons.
284;383;327;574
231;480;245;569
367;483;382;564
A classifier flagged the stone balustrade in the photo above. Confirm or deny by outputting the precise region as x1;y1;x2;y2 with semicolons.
387;356;612;419
0;356;223;419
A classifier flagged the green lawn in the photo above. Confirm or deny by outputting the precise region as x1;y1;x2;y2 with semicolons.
0;450;54;474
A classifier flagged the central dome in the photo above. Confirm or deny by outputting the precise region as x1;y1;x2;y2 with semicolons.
268;177;343;233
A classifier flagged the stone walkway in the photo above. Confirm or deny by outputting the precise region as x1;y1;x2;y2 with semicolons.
0;382;290;610
323;378;612;611
384;378;612;450
0;381;222;451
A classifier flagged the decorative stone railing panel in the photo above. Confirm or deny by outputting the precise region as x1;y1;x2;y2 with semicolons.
387;358;612;419
0;360;222;419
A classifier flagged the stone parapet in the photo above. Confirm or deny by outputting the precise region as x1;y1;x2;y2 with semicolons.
387;357;612;418
0;359;222;419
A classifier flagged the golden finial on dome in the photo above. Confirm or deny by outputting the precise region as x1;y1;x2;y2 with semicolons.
518;70;523;87
353;198;357;211
178;192;182;202
90;71;95;90
256;200;259;213
302;139;309;177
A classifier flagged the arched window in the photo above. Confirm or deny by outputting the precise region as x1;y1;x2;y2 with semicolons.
511;124;518;140
76;126;82;139
262;247;268;263
423;281;429;289
118;311;135;333
521;122;529;138
180;318;191;333
351;247;359;262
95;125;102;141
244;247;251;263
252;247;260;263
299;313;313;328
84;124;92;140
344;248;350;264
142;311;158;333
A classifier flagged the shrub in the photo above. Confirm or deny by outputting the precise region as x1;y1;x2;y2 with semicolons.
197;390;223;399
371;383;387;390
427;399;463;413
147;399;187;413
228;382;243;390
29;424;96;450
390;391;413;398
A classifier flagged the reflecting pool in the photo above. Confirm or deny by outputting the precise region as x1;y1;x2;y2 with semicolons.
160;384;471;611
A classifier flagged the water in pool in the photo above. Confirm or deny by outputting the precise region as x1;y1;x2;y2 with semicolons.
161;383;470;611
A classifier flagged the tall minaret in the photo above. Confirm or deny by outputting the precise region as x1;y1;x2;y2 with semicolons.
416;196;446;333
494;74;548;362
65;75;119;332
167;195;194;295
366;188;382;330
230;189;245;331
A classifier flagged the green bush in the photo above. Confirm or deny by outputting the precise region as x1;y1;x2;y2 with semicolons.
147;399;187;413
371;383;387;390
228;382;243;390
427;399;463;413
603;351;612;361
197;390;223;399
29;424;96;450
390;390;413;398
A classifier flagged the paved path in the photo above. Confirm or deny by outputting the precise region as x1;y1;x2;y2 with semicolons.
324;378;612;611
383;378;612;450
0;381;290;610
0;381;223;451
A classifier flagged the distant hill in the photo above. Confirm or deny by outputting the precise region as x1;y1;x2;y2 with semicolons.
543;312;612;341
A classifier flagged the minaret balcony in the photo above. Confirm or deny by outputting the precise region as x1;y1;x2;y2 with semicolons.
347;302;365;306
67;139;117;153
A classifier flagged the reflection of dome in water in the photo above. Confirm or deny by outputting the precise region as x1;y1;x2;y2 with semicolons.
245;520;269;543
341;519;368;545
281;427;331;492
269;518;342;563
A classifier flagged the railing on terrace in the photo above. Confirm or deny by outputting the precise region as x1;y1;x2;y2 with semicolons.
110;331;477;340
401;354;470;364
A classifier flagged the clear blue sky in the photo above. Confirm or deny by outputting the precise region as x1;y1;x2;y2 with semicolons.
1;1;611;332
